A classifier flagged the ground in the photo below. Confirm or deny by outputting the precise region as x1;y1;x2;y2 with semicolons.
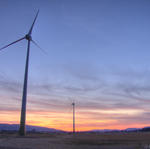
0;132;150;149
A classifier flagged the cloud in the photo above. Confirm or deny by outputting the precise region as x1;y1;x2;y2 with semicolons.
63;84;102;94
99;69;150;105
77;108;149;124
0;106;19;112
0;75;22;93
63;62;105;82
1;68;150;130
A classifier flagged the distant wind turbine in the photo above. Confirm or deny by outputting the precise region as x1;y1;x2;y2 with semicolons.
72;102;75;133
0;10;42;136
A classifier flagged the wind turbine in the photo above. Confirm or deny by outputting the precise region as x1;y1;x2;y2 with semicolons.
72;102;75;133
0;10;41;136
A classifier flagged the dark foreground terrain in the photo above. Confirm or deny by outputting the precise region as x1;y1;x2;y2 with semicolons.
0;132;150;149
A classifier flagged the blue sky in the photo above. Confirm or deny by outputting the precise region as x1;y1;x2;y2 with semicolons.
0;0;150;131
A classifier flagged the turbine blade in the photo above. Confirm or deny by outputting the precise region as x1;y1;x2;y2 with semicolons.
31;40;47;55
28;10;39;35
0;37;25;51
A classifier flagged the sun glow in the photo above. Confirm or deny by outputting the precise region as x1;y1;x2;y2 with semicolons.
0;95;148;132
90;109;144;115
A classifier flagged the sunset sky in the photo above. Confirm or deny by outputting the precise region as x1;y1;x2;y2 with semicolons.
0;0;150;131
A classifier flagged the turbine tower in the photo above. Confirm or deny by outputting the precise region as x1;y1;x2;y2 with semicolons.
0;10;40;136
72;102;75;133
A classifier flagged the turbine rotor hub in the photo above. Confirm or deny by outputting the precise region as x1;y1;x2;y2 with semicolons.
25;34;32;41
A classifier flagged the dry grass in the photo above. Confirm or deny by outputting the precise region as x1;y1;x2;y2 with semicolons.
0;132;150;149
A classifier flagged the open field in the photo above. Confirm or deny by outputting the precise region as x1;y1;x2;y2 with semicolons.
0;132;150;149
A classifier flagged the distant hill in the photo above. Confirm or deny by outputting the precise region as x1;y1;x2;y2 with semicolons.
0;124;150;133
89;129;120;133
140;127;150;132
0;124;64;133
124;128;141;132
88;127;150;133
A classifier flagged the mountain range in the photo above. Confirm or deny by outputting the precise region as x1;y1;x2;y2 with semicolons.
0;124;64;133
0;124;149;133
